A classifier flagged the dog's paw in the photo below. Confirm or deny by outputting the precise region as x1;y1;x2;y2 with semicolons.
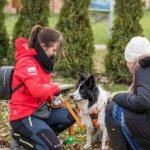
102;145;110;150
83;143;92;150
82;147;91;150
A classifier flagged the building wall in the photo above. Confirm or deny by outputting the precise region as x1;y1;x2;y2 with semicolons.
4;0;16;13
144;0;150;9
4;0;150;14
4;0;63;13
50;0;63;14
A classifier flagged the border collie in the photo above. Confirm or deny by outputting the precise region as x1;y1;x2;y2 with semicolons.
70;74;109;149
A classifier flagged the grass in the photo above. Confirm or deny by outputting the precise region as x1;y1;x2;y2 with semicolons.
5;13;17;38
93;49;128;92
141;9;150;40
103;82;128;92
93;49;107;73
5;9;150;44
90;12;110;44
5;12;108;44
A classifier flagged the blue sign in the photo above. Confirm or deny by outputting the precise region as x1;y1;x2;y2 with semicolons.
89;0;111;12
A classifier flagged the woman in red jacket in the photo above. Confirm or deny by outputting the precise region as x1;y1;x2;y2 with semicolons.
10;25;75;150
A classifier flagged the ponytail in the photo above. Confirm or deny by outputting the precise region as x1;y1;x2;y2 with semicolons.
28;25;64;59
28;25;43;49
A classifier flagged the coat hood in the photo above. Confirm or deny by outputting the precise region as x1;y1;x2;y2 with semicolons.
15;37;37;61
139;56;150;68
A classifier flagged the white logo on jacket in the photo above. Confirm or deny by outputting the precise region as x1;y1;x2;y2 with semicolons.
13;110;17;115
27;67;37;76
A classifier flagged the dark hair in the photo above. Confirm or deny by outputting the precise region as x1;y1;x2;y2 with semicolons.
28;25;64;56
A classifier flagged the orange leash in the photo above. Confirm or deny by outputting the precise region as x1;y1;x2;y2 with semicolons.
63;100;84;129
69;125;74;135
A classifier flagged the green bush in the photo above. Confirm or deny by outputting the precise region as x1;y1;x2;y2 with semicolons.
0;0;9;65
56;0;94;78
8;0;50;64
105;0;144;83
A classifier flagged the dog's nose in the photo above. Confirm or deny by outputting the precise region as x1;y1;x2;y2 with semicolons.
70;94;74;99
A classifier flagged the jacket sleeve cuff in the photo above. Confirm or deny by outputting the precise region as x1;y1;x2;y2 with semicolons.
54;90;60;96
53;85;60;96
113;93;127;105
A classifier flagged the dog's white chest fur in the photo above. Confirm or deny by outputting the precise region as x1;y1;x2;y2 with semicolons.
70;75;109;149
75;87;109;149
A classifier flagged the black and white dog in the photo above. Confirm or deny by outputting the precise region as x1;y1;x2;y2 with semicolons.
70;74;109;149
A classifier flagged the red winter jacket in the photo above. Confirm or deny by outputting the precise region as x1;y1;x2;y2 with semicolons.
9;37;60;121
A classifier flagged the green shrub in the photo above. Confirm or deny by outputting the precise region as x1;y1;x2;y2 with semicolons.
0;0;9;65
8;0;50;64
105;0;144;83
56;0;94;78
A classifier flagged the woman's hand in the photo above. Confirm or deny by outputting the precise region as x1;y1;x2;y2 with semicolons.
109;92;119;100
51;94;63;107
51;95;57;101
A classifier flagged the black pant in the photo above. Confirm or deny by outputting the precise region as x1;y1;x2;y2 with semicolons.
105;101;132;150
10;107;75;150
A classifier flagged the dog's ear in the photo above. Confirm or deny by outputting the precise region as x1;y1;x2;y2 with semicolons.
86;75;95;89
78;73;87;80
76;73;87;88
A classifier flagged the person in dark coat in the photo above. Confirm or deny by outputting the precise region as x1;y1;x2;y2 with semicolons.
105;36;150;150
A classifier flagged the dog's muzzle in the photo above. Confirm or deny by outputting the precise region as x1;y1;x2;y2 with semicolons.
70;94;83;102
70;94;75;100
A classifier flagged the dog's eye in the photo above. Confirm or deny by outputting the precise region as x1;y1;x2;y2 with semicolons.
80;84;87;92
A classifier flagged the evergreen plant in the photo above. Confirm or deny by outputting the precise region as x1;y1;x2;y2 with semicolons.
56;0;94;78
0;0;9;65
105;0;144;83
8;0;50;64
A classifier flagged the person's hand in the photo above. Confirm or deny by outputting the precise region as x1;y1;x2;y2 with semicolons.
109;91;128;100
51;94;63;106
109;92;119;100
51;95;58;101
53;85;60;96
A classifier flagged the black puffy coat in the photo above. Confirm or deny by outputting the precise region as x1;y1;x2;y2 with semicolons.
113;57;150;149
